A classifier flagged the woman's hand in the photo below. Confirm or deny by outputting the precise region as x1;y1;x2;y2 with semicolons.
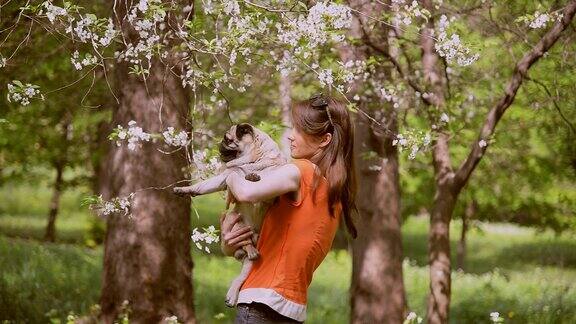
219;211;253;256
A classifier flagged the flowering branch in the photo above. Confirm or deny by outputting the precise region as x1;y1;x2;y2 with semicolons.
454;0;576;189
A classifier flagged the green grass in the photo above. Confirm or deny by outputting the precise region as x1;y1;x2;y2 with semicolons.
2;218;576;323
1;184;576;323
0;184;225;246
0;236;102;323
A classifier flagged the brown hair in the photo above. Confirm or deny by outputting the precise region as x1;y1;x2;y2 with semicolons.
291;94;358;238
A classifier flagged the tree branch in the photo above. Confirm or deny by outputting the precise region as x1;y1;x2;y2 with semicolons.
355;16;433;106
526;76;576;135
453;0;576;189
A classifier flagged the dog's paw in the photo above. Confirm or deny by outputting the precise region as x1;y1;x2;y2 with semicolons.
234;248;247;261
245;173;261;182
247;249;260;261
225;289;239;308
173;187;198;197
173;187;188;196
225;297;236;308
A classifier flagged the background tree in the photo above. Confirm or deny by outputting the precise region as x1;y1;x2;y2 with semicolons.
338;0;408;322
2;0;576;323
415;1;576;322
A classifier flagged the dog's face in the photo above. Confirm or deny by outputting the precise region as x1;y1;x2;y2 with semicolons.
219;123;256;162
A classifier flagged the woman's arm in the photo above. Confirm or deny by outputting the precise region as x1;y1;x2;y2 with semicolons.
225;163;301;203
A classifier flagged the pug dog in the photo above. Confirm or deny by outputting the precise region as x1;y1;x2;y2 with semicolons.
173;123;287;307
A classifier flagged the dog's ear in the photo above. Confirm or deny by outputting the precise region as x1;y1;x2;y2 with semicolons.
235;123;254;139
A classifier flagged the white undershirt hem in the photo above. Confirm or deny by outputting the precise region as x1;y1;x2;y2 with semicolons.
237;288;307;322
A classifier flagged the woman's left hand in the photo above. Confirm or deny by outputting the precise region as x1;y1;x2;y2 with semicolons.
220;212;253;256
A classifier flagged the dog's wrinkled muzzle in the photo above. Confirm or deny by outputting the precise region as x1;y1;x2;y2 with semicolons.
219;140;239;162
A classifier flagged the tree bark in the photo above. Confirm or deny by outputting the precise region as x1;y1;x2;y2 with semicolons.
99;2;195;323
44;160;65;242
457;199;476;271
341;0;408;322
279;74;292;157
420;1;455;321
350;107;407;323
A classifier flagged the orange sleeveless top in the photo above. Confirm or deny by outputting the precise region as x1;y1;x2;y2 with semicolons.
237;159;341;322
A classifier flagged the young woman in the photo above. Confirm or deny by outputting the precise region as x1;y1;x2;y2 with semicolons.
221;93;357;323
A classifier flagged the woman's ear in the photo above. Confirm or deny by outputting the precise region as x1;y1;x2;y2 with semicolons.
319;133;332;148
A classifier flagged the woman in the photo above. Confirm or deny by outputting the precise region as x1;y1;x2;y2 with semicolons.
221;93;357;323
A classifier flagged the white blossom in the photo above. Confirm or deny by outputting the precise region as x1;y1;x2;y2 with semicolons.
318;69;334;87
478;139;487;148
99;19;117;46
440;113;450;123
192;149;223;180
114;0;165;69
391;0;428;27
191;225;220;253
276;2;352;48
423;133;431;146
276;50;298;77
528;12;550;29
408;144;419;160
489;311;504;323
86;193;135;218
435;15;479;66
368;165;382;171
43;2;68;23
163;315;180;324
404;310;423;323
229;49;237;65
71;51;98;70
7;81;44;106
223;0;240;16
338;59;369;92
111;121;152;151
137;0;149;12
162;127;189;147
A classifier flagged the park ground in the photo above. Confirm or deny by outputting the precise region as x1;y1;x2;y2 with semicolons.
1;183;575;323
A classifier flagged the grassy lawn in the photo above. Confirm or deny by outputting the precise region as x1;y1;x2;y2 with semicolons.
1;184;576;323
0;184;225;246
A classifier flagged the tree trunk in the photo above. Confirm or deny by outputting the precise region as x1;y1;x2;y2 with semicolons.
279;74;292;157
44;160;65;242
93;119;113;199
350;107;407;323
426;186;456;324
457;199;476;271
99;2;195;322
340;1;407;322
44;116;71;243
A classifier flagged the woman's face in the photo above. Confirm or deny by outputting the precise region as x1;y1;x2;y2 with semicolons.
287;127;330;160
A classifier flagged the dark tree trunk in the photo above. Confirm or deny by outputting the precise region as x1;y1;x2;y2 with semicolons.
457;199;476;271
340;1;408;322
350;107;407;323
99;2;195;322
44;160;65;242
279;74;292;157
93;119;113;199
44;116;71;243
